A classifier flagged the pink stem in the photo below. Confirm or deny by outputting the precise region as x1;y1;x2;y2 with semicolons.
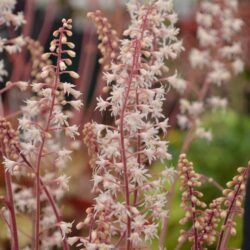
0;105;19;250
34;30;63;250
41;182;69;250
159;80;212;248
185;171;199;250
119;7;152;249
0;83;17;95
13;143;69;250
4;171;19;250
133;91;141;206
216;167;248;250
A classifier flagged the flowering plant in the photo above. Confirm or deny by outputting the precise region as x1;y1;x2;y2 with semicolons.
0;0;249;250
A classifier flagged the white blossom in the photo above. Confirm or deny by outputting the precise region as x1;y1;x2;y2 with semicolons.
96;96;110;112
56;175;71;191
189;49;209;69
207;96;228;110
68;100;83;111
56;149;72;168
195;127;212;141
65;125;80;139
2;157;17;174
16;81;28;91
167;72;186;93
82;0;183;247
59;221;74;239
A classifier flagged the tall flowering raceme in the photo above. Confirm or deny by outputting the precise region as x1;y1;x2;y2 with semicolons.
177;0;244;149
19;19;82;249
87;10;119;72
1;19;82;249
176;154;250;250
0;1;249;250
74;0;183;249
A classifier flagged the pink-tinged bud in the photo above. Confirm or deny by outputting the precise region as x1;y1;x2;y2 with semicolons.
67;50;76;57
69;71;80;79
76;222;84;230
42;53;51;60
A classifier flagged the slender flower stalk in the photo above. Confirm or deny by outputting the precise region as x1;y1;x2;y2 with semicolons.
177;154;207;250
0;1;248;249
0;118;19;250
87;10;119;72
5;129;69;250
27;19;81;249
4;172;19;250
33;22;64;250
33;29;58;250
177;155;249;250
76;0;182;249
216;164;250;250
12;18;82;249
0;117;70;249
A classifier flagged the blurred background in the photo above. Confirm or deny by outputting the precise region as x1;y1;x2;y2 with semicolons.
0;0;250;249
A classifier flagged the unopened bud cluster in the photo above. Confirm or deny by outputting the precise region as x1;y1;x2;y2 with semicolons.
0;118;19;161
178;155;250;249
87;10;119;71
178;154;206;247
82;122;98;169
216;164;250;249
26;37;53;83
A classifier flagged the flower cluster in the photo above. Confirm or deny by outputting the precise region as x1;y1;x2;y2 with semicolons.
177;0;244;143
0;1;248;250
82;122;98;169
216;164;249;250
73;0;183;249
0;18;82;249
178;154;250;250
0;118;19;162
25;37;53;82
20;18;81;249
199;198;222;247
0;0;25;27
178;154;207;249
87;10;119;71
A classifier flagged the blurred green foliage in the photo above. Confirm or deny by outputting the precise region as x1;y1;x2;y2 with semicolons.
152;109;250;249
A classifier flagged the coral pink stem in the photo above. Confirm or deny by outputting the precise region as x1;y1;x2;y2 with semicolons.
183;170;200;250
4;171;19;250
160;80;212;248
216;167;248;250
15;144;69;250
34;30;63;250
119;7;151;249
